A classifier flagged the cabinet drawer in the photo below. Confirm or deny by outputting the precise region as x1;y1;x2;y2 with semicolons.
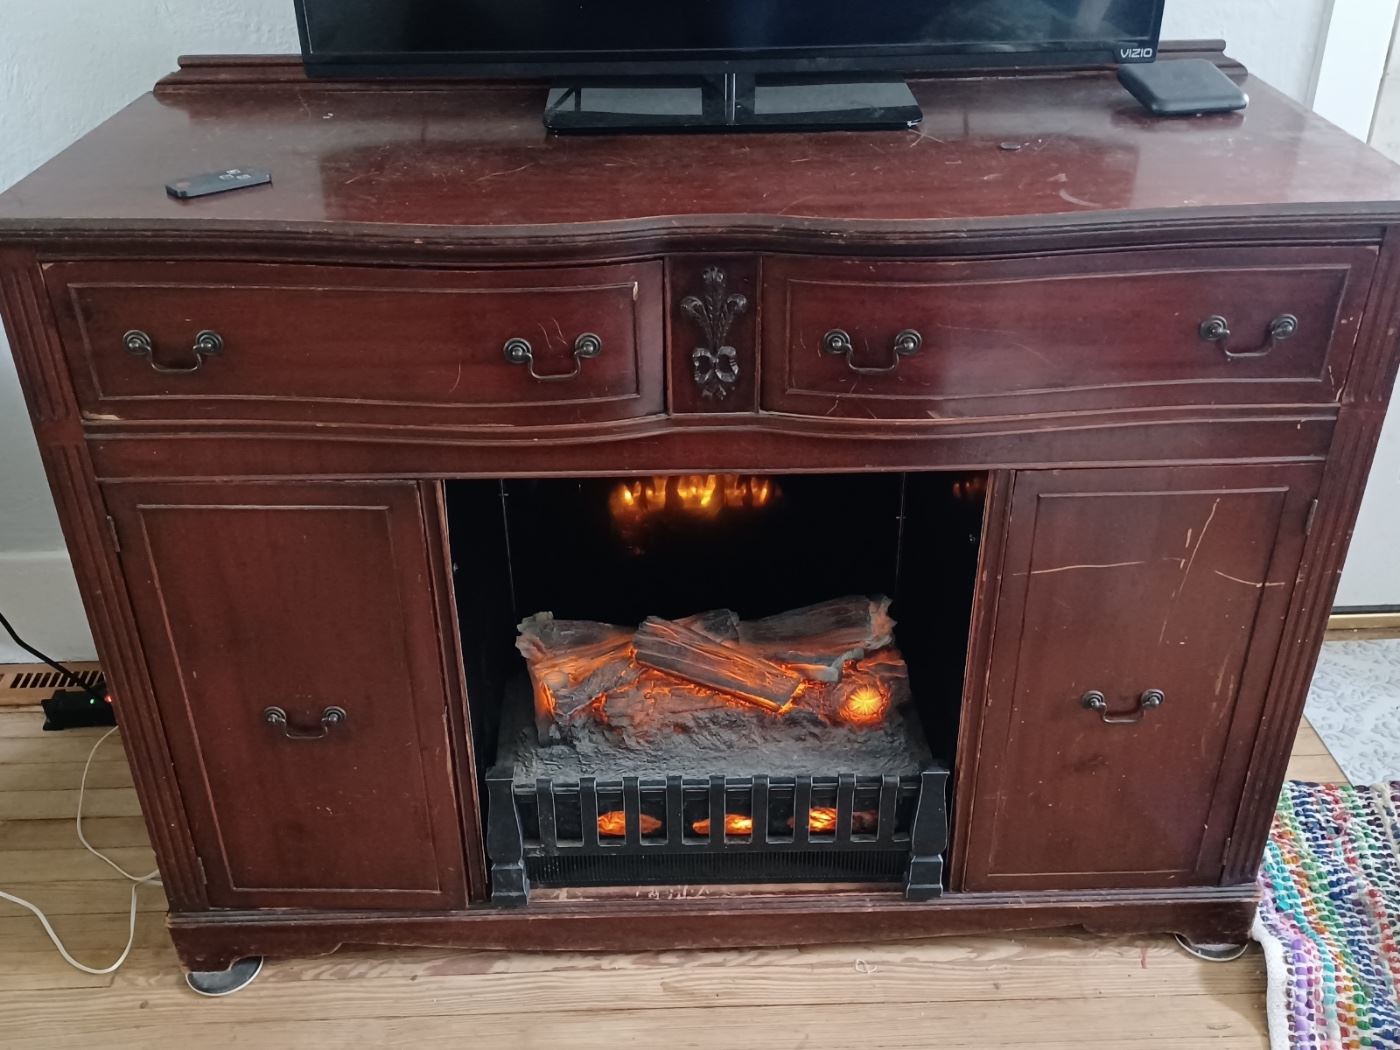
762;247;1375;418
47;261;664;425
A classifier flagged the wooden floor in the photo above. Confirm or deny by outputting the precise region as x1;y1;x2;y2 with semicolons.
0;705;1343;1050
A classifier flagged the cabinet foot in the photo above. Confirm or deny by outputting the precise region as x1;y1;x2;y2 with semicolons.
1173;934;1251;962
185;956;264;996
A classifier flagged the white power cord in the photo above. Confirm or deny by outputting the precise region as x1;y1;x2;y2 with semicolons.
0;726;162;975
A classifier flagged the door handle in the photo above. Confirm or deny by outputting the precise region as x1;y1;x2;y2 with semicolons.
262;705;347;741
1080;689;1165;725
123;329;224;374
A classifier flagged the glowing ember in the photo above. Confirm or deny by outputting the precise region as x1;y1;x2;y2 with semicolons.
691;814;755;836
838;683;890;727
597;810;662;838
691;809;881;836
801;808;880;834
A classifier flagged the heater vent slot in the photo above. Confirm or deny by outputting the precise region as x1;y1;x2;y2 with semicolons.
529;849;910;888
0;663;105;705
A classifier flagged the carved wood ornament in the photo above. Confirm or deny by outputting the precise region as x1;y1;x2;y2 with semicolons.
681;266;748;400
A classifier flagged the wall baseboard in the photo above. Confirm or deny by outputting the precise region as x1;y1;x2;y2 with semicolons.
0;551;96;663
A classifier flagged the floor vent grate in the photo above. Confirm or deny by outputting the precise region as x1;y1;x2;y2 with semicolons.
0;663;104;706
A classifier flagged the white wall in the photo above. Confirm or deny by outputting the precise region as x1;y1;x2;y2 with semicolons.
0;2;1380;662
1339;3;1400;607
1162;0;1332;103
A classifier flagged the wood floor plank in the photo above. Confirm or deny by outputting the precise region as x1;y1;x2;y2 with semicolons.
1285;753;1347;782
0;736;128;765
0;817;153;851
0;995;1270;1050
0;712;107;739
0;761;134;792
0;847;157;883
1290;722;1330;757
0;788;143;821
0;911;169;957
0;880;166;916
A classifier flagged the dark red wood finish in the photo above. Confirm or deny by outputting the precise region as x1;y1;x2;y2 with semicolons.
4;56;1400;247
166;885;1258;972
2;51;1399;972
763;249;1374;418
47;260;664;426
960;463;1322;891
104;480;471;911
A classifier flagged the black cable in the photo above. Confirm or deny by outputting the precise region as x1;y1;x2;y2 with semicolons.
0;610;106;703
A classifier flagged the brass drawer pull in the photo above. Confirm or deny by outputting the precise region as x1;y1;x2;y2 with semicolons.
503;332;602;382
1081;689;1165;725
822;328;923;374
1199;313;1298;360
122;329;223;374
263;705;347;741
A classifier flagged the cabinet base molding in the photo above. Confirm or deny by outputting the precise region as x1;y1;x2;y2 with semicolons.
167;887;1258;972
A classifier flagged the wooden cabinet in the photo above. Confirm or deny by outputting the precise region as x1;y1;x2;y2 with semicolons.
959;464;1323;892
5;58;1399;966
105;481;472;910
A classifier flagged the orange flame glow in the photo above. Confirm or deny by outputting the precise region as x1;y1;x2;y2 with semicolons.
690;809;881;836
691;814;755;836
675;473;719;510
610;475;776;524
798;808;880;834
597;810;662;838
838;683;890;727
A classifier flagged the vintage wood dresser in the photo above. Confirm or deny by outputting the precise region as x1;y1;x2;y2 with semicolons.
3;50;1398;975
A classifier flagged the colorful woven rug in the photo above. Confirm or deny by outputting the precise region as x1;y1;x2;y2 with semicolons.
1255;781;1400;1049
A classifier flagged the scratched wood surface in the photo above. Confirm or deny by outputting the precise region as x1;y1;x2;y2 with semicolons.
0;703;1342;1049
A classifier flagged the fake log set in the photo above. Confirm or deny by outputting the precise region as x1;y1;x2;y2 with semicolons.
516;595;903;743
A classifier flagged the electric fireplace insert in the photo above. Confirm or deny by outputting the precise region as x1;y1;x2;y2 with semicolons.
446;472;984;904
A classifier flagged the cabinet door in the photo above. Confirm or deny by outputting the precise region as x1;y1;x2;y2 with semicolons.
107;481;470;910
961;464;1321;891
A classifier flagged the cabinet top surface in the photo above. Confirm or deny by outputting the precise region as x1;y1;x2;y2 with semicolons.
4;56;1400;243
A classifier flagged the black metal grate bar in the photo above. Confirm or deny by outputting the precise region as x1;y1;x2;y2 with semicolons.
879;774;898;839
535;778;556;849
581;776;600;848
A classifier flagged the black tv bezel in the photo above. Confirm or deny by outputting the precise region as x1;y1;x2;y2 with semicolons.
293;0;1167;79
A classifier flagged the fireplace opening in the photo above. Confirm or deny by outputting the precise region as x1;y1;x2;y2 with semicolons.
444;472;986;902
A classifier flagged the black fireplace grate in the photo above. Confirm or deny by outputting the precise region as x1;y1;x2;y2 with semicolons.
486;768;948;904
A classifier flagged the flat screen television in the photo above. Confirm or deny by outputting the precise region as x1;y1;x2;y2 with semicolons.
295;0;1167;132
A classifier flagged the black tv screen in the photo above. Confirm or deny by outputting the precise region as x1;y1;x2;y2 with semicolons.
296;0;1167;77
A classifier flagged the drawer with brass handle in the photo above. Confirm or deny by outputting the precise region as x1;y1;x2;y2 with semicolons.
46;260;664;426
762;246;1375;419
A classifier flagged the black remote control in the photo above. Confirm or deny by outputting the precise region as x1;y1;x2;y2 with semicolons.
166;168;272;200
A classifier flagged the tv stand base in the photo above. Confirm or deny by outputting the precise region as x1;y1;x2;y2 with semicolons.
543;73;922;133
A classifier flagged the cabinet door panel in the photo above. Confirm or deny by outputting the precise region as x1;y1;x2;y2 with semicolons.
108;481;469;910
961;464;1320;891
